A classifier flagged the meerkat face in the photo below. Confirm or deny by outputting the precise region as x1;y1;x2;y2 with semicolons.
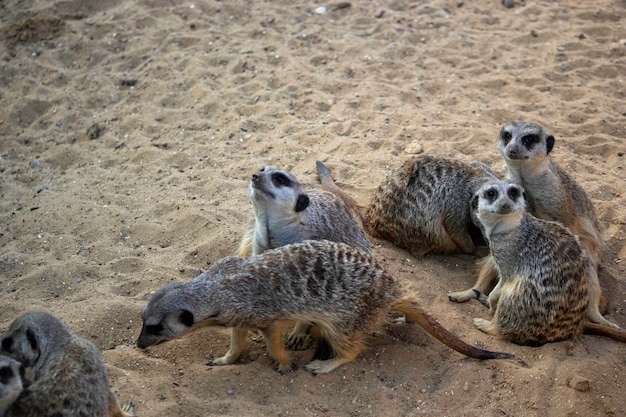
472;180;526;237
0;355;24;414
248;166;310;214
137;284;201;349
498;121;555;163
1;323;40;369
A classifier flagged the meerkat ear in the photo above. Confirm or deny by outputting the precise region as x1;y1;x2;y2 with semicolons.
1;336;13;352
294;193;310;212
26;329;38;351
179;310;194;327
545;135;555;154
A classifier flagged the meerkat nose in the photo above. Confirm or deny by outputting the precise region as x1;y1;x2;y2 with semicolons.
252;173;261;182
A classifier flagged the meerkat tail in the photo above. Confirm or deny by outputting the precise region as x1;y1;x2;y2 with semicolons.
391;298;525;364
315;160;365;222
582;322;626;342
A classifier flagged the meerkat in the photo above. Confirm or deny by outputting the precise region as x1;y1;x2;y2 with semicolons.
237;163;372;258
465;180;626;345
0;311;135;417
494;120;614;329
363;155;499;257
236;162;372;350
0;355;24;417
137;240;522;375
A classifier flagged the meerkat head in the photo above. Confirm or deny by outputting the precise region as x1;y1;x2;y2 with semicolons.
0;354;24;415
137;282;220;349
471;180;526;237
1;317;41;370
498;121;555;164
248;166;310;214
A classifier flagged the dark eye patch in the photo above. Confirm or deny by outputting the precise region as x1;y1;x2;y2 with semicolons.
272;173;291;187
0;365;14;384
1;337;13;352
485;189;498;201
521;134;540;149
508;187;520;200
501;131;512;144
145;323;164;335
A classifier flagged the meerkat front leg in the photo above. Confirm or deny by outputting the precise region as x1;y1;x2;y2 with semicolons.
448;255;498;306
207;327;249;366
262;325;294;374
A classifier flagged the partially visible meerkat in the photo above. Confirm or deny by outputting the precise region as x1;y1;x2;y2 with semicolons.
363;155;499;257
0;312;135;417
465;180;626;345
0;355;24;417
496;120;615;329
237;163;372;258
137;240;522;375
236;162;372;350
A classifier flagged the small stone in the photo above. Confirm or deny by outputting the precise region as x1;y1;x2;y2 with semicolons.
618;151;624;157
86;123;104;140
227;388;235;395
568;375;590;392
30;159;41;168
404;142;424;154
109;342;116;349
502;0;514;8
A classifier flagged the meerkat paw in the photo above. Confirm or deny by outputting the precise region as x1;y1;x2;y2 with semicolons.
473;318;498;335
122;402;136;417
448;288;484;304
304;358;344;375
286;323;314;350
207;354;237;366
275;362;295;374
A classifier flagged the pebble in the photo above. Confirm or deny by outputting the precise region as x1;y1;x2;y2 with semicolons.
315;6;326;14
30;159;41;168
227;388;235;395
568;375;590;392
502;0;514;8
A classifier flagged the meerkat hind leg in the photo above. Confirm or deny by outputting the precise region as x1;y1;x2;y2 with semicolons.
208;327;249;366
448;255;497;305
587;266;620;329
263;325;294;374
286;322;314;350
304;332;364;375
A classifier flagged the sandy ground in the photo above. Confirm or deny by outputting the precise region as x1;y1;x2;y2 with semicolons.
1;0;625;415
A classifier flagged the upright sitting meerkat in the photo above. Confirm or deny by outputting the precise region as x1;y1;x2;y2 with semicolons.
0;312;135;417
468;180;625;345
137;240;521;375
363;155;499;257
237;163;372;258
496;121;614;328
0;355;24;417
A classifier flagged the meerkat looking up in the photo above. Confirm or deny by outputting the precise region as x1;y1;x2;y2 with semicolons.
0;355;23;417
363;155;499;257
0;312;135;417
468;180;625;345
496;120;616;329
237;164;372;258
137;240;522;375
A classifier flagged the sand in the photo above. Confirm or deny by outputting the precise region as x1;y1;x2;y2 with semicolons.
1;0;625;415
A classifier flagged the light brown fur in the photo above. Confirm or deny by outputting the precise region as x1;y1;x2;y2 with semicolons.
0;312;135;417
363;155;499;257
137;240;522;374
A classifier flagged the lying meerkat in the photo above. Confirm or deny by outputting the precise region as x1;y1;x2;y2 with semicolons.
237;163;372;258
451;121;617;328
0;312;135;417
236;162;372;350
137;240;522;375
363;155;499;257
467;180;626;345
0;355;23;417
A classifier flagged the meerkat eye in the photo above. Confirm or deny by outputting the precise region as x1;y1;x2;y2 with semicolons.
485;189;498;200
501;131;512;144
145;323;164;335
0;365;14;383
521;134;540;148
508;187;520;200
272;173;291;187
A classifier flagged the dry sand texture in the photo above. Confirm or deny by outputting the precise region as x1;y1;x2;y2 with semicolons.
1;0;625;415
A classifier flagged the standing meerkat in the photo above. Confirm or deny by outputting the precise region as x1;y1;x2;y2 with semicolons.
237;163;372;258
137;240;522;375
467;180;626;345
0;312;135;417
0;355;24;417
363;155;499;257
496;120;614;329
